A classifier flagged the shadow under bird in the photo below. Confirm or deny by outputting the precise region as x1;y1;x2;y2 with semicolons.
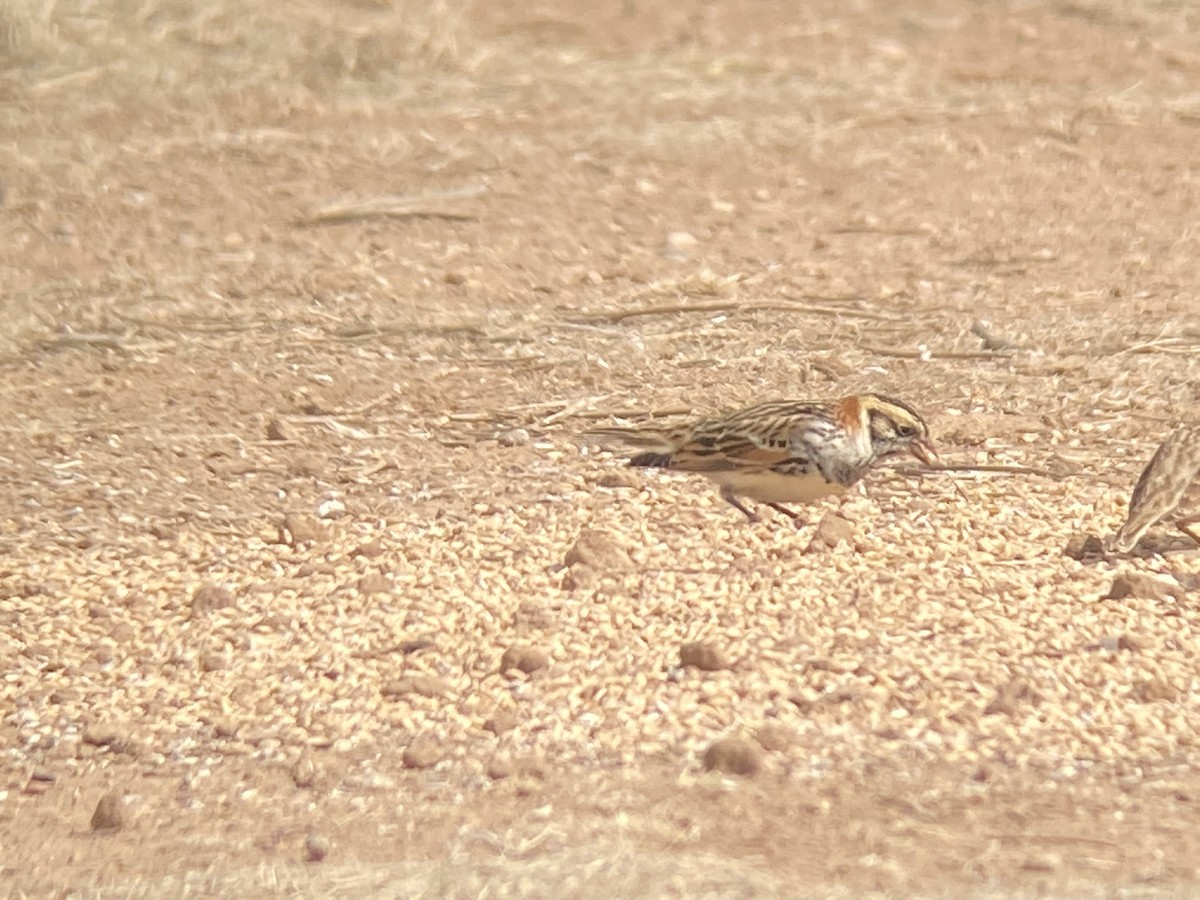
1106;423;1200;554
591;392;938;523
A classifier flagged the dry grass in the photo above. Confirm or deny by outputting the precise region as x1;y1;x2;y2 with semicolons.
3;0;475;98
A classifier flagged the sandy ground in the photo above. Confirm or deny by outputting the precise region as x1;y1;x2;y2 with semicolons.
3;0;1200;895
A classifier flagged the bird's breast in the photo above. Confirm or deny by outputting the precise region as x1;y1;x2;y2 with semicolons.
710;468;848;503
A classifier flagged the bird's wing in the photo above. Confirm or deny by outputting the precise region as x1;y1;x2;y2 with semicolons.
666;409;810;472
667;436;793;472
1121;425;1200;534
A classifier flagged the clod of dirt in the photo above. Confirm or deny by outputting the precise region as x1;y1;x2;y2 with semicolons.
806;512;856;551
1021;851;1062;872
18;581;59;599
191;583;235;616
1105;572;1186;603
148;523;177;541
266;418;290;441
679;641;729;672
500;645;549;675
593;470;638;489
397;639;435;655
984;677;1043;716
702;737;762;777
823;685;859;705
402;740;441;770
1133;678;1180;702
304;830;330;863
486;753;547;782
754;723;796;753
109;622;136;644
486;755;514;780
1063;533;1105;560
82;725;128;751
380;674;449;699
291;755;319;789
352;539;385;559
357;573;393;596
90;792;127;832
22;778;50;797
496;428;530;447
280;513;330;546
484;708;519;735
564;530;634;573
23;771;54;796
200;651;229;673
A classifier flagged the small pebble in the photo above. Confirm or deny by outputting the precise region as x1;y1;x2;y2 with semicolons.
702;738;762;776
304;830;330;862
402;740;441;770
679;641;729;672
90;792;127;832
500;646;549;675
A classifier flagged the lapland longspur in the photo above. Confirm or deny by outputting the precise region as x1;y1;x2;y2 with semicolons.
1105;423;1200;553
593;393;937;523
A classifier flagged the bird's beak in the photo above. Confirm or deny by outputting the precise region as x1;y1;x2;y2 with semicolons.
909;438;939;466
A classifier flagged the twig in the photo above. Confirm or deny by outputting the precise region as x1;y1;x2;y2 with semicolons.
779;290;868;304
541;395;613;426
34;332;177;354
892;463;1082;479
568;298;900;325
1119;338;1200;356
335;321;486;339
294;185;487;227
575;406;695;421
31;66;109;95
110;311;262;334
828;226;926;236
859;344;1014;361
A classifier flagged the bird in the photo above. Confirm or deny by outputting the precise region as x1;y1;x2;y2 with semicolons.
1105;423;1200;554
590;393;938;523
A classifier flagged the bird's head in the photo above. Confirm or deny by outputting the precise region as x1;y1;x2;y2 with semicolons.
859;394;938;465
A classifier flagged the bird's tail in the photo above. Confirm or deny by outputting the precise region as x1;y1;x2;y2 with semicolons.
583;427;678;468
584;426;676;450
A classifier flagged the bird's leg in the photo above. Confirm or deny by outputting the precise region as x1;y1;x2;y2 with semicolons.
720;487;760;524
1176;514;1200;547
765;502;805;527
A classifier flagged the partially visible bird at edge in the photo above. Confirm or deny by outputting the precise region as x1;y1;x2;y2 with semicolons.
1105;423;1200;554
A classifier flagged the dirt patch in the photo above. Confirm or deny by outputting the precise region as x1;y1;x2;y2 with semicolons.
3;0;1200;895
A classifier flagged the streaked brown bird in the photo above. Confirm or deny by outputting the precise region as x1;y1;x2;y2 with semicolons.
1106;423;1200;553
591;393;938;523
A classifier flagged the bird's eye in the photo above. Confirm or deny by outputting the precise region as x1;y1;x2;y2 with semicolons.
896;424;917;438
